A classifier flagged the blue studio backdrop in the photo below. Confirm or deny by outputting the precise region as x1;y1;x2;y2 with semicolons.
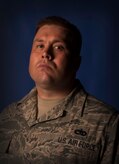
0;0;119;111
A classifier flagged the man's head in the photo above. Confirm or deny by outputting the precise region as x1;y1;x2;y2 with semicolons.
35;16;82;58
29;16;82;91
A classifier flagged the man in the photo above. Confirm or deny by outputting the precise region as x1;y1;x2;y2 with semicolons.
0;16;119;164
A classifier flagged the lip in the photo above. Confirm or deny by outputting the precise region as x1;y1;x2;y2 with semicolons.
37;63;53;70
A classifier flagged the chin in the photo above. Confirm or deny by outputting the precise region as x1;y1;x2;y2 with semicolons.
36;77;55;88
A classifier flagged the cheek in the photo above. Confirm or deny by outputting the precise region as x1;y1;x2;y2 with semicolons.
55;55;68;65
29;54;36;72
29;53;39;65
55;56;70;72
29;55;33;68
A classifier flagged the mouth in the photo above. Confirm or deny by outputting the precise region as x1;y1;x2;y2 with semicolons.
37;63;53;70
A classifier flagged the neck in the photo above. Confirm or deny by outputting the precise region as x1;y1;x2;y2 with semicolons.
36;80;76;100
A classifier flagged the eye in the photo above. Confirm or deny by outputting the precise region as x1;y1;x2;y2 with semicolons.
53;45;65;51
36;44;44;49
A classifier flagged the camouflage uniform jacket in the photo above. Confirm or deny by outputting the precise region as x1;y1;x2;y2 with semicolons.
0;81;119;164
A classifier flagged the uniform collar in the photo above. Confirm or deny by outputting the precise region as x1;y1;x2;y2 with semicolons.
17;80;87;127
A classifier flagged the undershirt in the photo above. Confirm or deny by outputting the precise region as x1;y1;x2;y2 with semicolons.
37;96;65;119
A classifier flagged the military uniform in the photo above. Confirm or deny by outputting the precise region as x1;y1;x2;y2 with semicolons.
0;81;119;164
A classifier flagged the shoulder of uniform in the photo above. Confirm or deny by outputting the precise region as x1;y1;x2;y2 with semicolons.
16;87;37;105
85;93;118;115
0;87;37;120
0;102;18;123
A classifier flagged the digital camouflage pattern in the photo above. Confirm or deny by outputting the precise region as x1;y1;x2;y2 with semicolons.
0;80;119;164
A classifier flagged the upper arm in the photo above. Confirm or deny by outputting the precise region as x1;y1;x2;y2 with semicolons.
100;113;119;164
0;103;19;153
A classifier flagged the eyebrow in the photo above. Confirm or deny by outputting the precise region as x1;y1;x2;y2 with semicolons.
33;39;65;44
33;39;43;43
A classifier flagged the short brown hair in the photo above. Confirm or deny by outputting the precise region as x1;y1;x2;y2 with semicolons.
35;16;82;57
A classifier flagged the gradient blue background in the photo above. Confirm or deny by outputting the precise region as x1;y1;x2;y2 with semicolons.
0;0;119;111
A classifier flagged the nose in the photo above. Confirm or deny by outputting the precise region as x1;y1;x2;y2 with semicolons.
42;46;53;60
42;51;52;60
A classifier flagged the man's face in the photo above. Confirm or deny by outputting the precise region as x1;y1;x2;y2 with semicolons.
29;25;77;90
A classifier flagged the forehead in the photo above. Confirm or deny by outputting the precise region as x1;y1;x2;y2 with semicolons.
35;25;69;39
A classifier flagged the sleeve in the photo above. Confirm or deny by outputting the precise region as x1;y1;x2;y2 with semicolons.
113;115;119;164
0;104;16;153
0;104;29;164
100;112;119;164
